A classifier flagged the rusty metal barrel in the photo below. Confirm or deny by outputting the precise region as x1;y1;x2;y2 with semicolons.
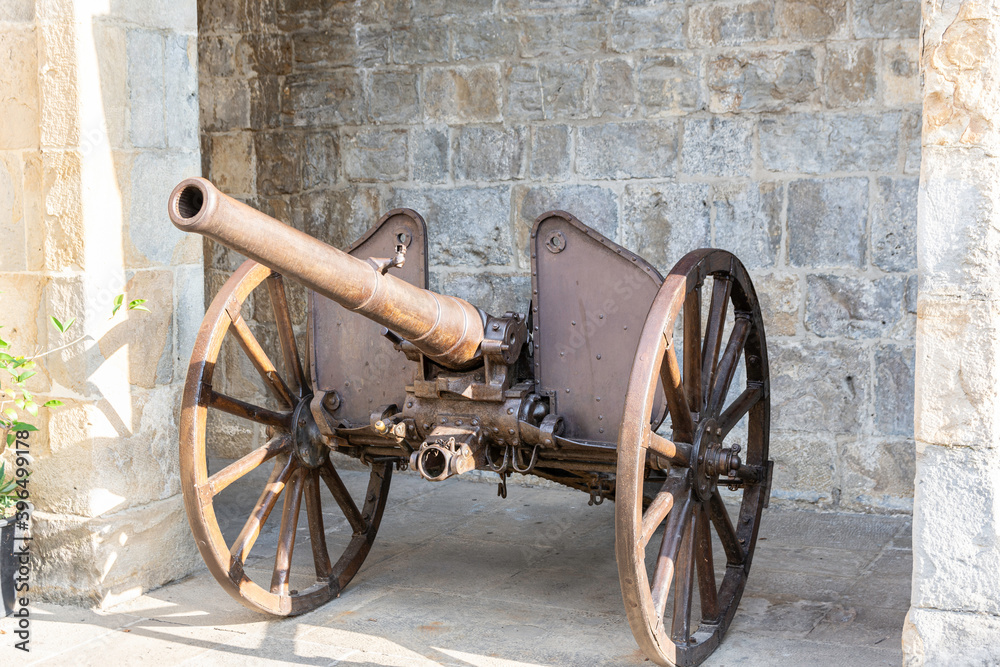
168;177;485;370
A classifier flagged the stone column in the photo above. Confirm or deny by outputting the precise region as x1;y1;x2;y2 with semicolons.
0;1;202;605
905;0;1000;661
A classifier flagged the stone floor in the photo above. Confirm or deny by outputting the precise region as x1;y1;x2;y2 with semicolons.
2;471;911;666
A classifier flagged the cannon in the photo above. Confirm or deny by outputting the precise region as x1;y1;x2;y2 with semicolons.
169;177;773;667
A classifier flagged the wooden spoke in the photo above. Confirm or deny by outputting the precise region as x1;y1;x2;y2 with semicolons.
696;504;720;623
320;460;366;534
650;490;694;617
204;436;291;499
718;385;764;437
660;341;694;443
671;511;696;643
226;298;295;407
207;389;293;429
646;431;690;465
700;277;732;411
230;457;297;565
708;315;751;416
304;471;333;581
266;274;307;398
682;286;702;415
709;492;745;566
640;473;688;548
271;467;306;595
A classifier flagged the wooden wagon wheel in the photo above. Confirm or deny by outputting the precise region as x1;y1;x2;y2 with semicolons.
180;259;391;616
616;249;771;666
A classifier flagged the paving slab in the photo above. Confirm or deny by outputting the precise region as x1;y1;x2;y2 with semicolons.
0;471;910;666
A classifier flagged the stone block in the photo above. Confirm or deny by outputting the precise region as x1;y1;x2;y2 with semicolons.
621;182;710;271
768;432;836;505
236;34;293;77
881;39;920;107
689;1;775;47
853;0;920;39
164;34;198;150
282;71;364;127
755;273;801;336
387;186;512;267
506;62;590;121
577;121;678;180
200;77;251;132
207;132;254;195
874;344;915;437
412;127;449;184
33;495;200;606
101;269;175;388
0;0;33;21
129;151;201;266
452;18;517;61
637;55;702;114
453;125;527;182
805;274;906;339
903;111;921;174
432;271;532;318
294;186;383;250
392;20;449;64
29;150;84;271
518;13;606;59
787;178;868;268
512;184;618;268
770;339;869;434
302;131;339;189
369;70;420;124
919;150;1000;297
423;65;502;123
707;49;817;113
342;128;409;182
681;117;753;177
105;0;199;32
904;608;1000;666
839;438;914;512
254;131;302;194
293;28;376;69
127;29;165;148
249;75;282;130
413;0;494;17
609;4;685;52
872;176;917;272
911;444;1000;615
173;263;204;377
914;298;1000;449
92;22;128;150
38;21;79;148
0;272;45;351
0;153;26;272
824;42;876;108
761;113;899;173
593;58;636;119
713;181;782;268
530;125;571;181
778;0;848;40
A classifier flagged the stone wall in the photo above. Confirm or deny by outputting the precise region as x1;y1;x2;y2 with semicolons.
0;1;202;604
198;0;921;513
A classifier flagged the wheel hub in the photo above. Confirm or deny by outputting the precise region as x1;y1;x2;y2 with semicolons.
690;418;742;501
291;396;327;468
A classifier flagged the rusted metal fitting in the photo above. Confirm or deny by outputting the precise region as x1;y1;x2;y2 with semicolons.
410;425;483;481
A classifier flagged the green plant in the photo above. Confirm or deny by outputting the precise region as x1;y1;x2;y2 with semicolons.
0;293;150;515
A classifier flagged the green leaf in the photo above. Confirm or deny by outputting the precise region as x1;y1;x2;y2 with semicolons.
11;422;38;432
0;338;8;348
50;316;66;333
127;299;150;312
111;293;125;318
22;389;31;401
24;402;37;417
5;433;12;446
2;388;15;399
0;353;13;363
2;409;16;420
42;399;63;408
15;370;36;383
14;400;23;410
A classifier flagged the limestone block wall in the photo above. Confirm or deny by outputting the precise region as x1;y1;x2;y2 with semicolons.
904;0;1000;661
198;0;921;513
0;1;202;604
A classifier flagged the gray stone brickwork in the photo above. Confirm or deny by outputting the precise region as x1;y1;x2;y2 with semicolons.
198;0;920;514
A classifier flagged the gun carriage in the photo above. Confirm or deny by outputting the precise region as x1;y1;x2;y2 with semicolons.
169;177;773;667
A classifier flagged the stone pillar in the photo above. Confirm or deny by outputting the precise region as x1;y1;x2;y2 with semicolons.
0;1;202;605
905;0;1000;661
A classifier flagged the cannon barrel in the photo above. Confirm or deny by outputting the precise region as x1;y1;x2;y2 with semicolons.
168;177;485;370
